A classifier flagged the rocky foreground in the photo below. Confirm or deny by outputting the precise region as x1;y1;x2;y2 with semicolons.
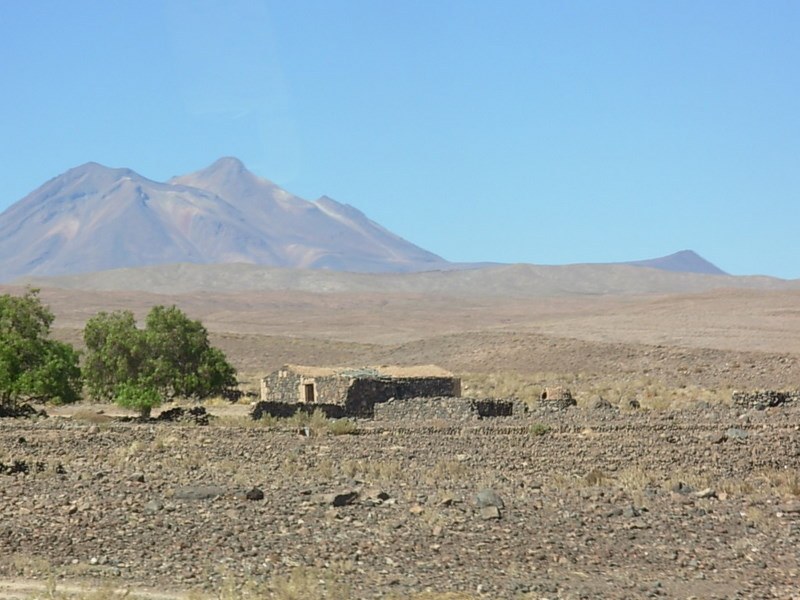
1;404;800;599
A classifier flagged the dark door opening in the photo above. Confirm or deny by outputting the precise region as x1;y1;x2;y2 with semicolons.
304;383;315;403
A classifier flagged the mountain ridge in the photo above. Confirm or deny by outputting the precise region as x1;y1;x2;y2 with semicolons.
0;158;448;282
1;158;733;284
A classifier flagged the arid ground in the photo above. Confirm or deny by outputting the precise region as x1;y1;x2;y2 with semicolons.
1;283;799;599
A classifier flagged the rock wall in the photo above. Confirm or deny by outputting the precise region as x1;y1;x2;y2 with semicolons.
346;377;461;417
250;401;345;420
731;390;800;410
373;396;520;422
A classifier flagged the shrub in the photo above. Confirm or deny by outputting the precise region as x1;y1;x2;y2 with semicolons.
114;382;162;419
328;418;358;435
529;422;551;436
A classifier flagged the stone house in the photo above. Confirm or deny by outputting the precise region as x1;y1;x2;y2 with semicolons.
260;365;461;417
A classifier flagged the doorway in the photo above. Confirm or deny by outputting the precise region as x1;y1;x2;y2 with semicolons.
304;383;315;403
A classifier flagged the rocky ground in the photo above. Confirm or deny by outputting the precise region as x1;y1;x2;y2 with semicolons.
2;402;800;599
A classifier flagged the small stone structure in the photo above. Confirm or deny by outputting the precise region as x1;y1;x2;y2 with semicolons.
539;386;576;410
373;396;524;421
260;365;461;418
732;390;800;410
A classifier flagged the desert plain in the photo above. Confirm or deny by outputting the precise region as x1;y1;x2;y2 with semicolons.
1;280;800;599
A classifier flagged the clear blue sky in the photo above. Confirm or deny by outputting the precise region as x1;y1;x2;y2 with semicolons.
2;1;798;278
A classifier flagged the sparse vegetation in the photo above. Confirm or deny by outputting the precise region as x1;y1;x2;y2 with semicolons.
529;422;551;436
328;417;358;435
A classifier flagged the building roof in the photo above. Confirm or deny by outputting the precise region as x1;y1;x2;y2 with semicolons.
277;364;454;379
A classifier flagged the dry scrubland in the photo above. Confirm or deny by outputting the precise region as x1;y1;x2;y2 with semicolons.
1;284;800;599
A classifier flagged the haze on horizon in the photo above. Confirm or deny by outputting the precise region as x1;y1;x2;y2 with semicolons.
2;1;798;279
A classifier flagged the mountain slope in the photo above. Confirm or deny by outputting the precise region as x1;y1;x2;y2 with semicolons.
0;158;448;282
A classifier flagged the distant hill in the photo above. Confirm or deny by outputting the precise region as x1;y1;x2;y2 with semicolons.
0;157;449;282
621;250;727;275
13;261;799;297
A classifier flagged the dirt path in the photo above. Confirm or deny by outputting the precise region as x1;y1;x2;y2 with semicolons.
0;578;193;599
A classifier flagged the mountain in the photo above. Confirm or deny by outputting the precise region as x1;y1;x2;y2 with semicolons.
621;250;727;275
1;157;731;284
0;158;448;282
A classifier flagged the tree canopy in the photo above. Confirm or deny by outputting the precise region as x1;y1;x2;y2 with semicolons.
0;289;81;410
83;305;236;416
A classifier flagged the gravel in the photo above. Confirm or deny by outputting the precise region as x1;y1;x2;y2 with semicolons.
2;403;800;599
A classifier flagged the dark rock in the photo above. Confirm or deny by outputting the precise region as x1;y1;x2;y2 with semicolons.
590;396;614;410
245;487;264;501
157;406;210;426
319;490;359;507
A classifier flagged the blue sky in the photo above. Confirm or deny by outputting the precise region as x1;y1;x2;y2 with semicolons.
2;1;798;278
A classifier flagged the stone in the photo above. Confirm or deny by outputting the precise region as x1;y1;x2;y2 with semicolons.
480;506;501;520
590;395;614;410
142;499;163;515
474;489;504;509
777;500;800;514
671;481;694;494
695;488;716;499
245;487;264;501
725;428;749;440
173;485;225;500
320;490;359;507
622;504;640;518
362;487;390;502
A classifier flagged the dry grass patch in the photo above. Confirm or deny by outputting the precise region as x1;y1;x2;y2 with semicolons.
461;371;732;410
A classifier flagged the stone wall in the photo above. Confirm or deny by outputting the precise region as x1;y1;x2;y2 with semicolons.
732;390;800;410
260;370;351;405
250;401;345;420
373;396;519;422
345;377;461;417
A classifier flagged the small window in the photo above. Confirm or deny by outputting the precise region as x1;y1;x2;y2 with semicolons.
304;383;315;403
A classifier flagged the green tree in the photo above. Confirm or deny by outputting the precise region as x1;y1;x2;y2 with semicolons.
83;304;237;417
0;289;81;412
82;310;147;401
143;305;236;400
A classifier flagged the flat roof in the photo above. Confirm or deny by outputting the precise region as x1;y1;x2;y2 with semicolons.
277;364;455;378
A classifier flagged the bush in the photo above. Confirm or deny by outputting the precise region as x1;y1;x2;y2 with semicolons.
0;289;81;411
328;418;358;435
529;422;551;436
114;382;162;419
